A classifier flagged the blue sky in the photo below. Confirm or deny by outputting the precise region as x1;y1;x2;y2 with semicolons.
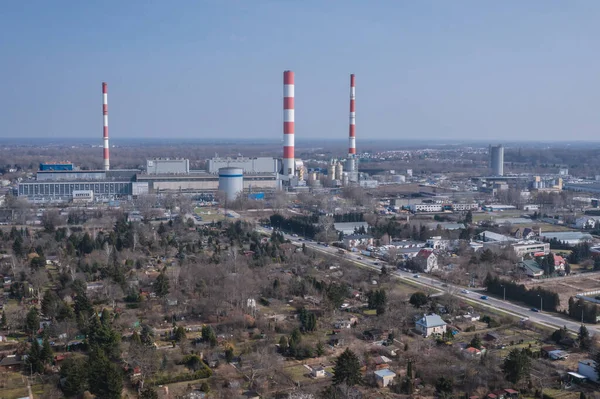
2;0;600;141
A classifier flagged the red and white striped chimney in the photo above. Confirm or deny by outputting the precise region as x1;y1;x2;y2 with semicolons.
102;82;110;171
348;74;356;156
283;71;295;177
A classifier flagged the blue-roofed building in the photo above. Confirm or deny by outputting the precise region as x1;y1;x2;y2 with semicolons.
374;369;396;387
415;314;447;337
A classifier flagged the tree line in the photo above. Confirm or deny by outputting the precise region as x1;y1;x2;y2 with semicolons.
484;274;560;312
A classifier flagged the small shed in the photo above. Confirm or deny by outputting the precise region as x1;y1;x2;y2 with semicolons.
374;369;396;387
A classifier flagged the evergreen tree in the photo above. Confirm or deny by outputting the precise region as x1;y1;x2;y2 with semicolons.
578;324;591;350
435;377;454;399
25;307;40;336
502;349;531;384
201;325;217;347
469;334;482;349
12;235;24;257
26;339;44;374
173;326;186;342
332;348;362;387
88;349;123;399
465;210;473;224
409;292;428;308
278;335;288;353
154;270;170;298
316;341;325;356
41;337;53;365
41;290;60;319
140;387;159;399
59;357;88;397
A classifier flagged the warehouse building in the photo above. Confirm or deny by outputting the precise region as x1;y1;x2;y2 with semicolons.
207;156;279;174
146;158;190;175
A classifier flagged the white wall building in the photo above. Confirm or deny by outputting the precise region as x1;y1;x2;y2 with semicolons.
410;203;443;213
415;314;447;337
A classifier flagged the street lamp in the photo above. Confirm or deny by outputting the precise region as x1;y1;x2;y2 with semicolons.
578;304;584;324
501;285;506;301
537;294;543;313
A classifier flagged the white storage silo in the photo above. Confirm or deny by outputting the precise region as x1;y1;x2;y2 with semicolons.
218;167;244;201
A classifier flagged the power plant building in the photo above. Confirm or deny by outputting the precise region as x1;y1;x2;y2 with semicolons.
146;158;190;175
489;145;504;176
207;157;278;174
218;167;244;201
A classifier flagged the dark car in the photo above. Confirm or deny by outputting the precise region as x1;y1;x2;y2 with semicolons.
480;295;488;300
530;308;539;312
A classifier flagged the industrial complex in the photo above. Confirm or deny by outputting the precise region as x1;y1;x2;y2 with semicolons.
16;72;373;203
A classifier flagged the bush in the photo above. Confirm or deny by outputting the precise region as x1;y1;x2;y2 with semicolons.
149;368;212;386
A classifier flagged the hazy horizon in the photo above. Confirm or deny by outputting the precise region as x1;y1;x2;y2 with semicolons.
2;1;600;141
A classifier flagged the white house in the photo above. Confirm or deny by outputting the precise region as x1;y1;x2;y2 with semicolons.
414;249;438;273
415;314;447;337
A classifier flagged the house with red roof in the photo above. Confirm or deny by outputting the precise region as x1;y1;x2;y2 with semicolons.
414;249;438;273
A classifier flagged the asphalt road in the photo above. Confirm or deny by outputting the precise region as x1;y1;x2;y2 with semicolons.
259;227;598;335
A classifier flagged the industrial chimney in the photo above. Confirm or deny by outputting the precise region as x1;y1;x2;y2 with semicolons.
283;71;295;177
102;82;110;171
348;73;356;157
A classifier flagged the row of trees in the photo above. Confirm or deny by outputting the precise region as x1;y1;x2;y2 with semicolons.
567;297;599;324
484;275;560;312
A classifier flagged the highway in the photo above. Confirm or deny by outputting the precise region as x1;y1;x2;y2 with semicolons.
259;227;598;335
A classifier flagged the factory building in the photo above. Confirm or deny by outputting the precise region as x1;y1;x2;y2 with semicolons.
489;145;504;176
135;172;277;193
39;162;74;171
18;180;133;202
207;157;278;174
218;167;244;201
146;158;190;175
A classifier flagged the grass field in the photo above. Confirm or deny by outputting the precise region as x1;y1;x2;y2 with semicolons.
283;364;313;383
194;207;226;223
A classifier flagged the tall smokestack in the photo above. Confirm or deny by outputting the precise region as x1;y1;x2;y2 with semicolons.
102;82;110;171
283;71;295;177
348;74;356;156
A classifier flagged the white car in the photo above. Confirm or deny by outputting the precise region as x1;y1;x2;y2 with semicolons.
460;289;470;294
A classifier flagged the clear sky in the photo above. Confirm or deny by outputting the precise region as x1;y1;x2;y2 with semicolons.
2;0;600;142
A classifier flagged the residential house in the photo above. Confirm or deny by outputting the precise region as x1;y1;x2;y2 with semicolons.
0;355;24;371
514;228;536;240
311;366;326;378
414;249;438;273
362;329;385;341
464;347;482;358
540;346;558;358
415;314;447;337
484;332;501;342
333;316;357;329
374;369;396;387
577;359;599;383
372;356;392;370
547;350;569;360
533;253;566;272
518;260;544;278
461;313;481;322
